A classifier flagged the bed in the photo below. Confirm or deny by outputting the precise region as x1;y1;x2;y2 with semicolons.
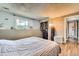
0;37;61;56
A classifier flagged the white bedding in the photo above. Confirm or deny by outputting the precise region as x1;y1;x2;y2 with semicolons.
0;37;60;56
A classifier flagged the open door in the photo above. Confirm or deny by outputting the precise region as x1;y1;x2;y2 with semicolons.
67;20;78;43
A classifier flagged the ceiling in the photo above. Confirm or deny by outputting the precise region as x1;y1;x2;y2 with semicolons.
42;3;79;18
0;3;79;20
0;3;48;20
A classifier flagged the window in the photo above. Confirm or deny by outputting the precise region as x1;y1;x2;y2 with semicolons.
16;18;28;29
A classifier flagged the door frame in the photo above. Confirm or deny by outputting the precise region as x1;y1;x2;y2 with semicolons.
67;20;78;41
64;15;79;43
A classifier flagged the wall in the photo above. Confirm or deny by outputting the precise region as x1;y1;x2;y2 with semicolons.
0;10;40;30
48;13;79;43
28;19;40;29
52;17;64;36
0;11;41;40
0;29;42;40
49;17;64;37
0;11;15;29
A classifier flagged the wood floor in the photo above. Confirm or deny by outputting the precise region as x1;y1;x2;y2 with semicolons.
59;42;79;56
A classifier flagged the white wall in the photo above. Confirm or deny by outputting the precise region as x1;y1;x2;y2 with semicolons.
0;11;41;39
0;11;40;30
0;11;15;29
0;29;42;40
28;19;40;29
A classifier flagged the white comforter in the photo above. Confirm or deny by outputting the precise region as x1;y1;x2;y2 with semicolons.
0;37;60;56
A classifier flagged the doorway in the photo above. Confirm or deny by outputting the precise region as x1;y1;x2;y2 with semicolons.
67;20;78;43
40;21;48;39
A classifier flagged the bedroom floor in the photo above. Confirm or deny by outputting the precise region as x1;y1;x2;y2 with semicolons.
59;42;79;56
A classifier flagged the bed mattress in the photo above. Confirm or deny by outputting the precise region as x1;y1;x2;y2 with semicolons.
0;37;61;56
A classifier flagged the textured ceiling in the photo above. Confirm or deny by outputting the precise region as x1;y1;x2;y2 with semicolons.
0;3;79;20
